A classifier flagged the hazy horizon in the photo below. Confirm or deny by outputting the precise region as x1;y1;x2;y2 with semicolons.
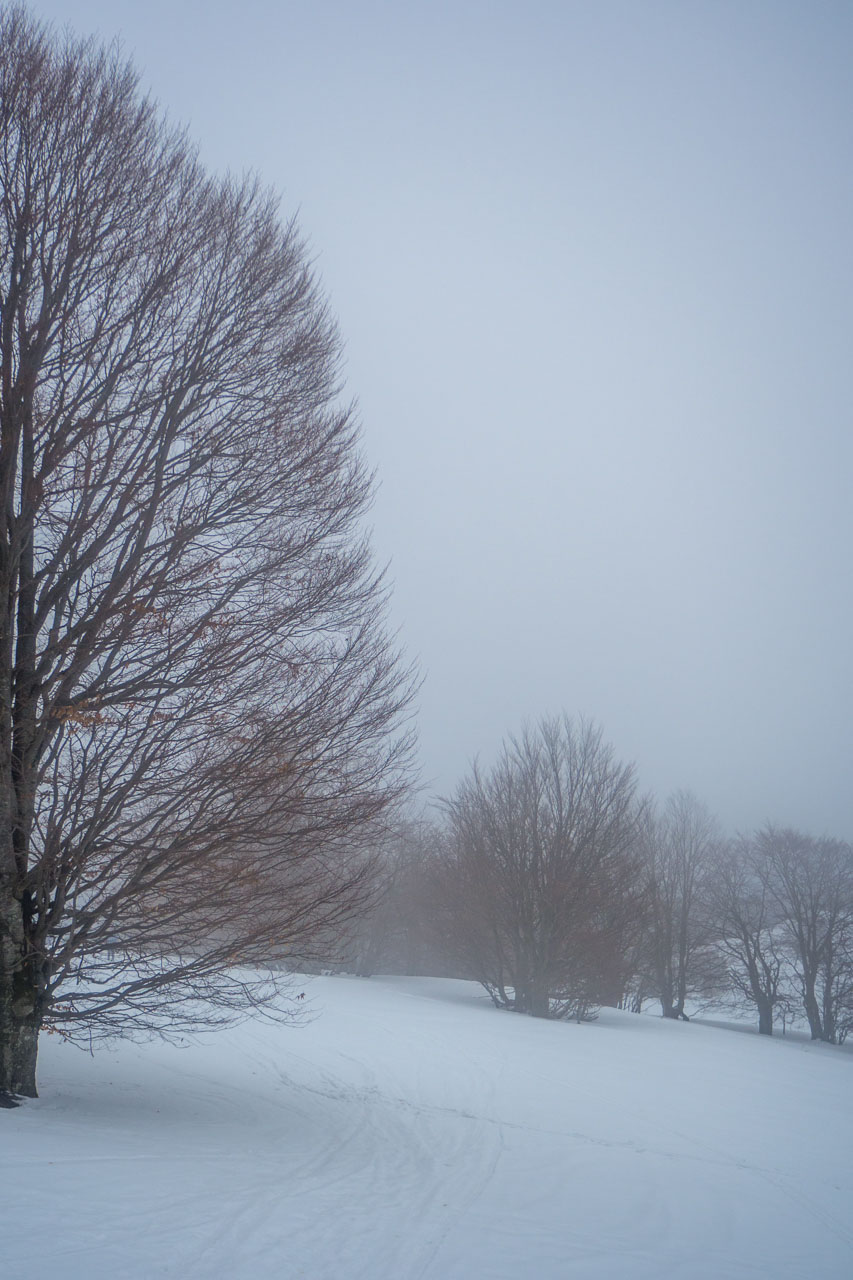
30;0;853;837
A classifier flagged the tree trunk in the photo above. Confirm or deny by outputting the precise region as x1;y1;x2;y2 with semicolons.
657;957;677;1018
0;893;39;1097
0;1008;39;1098
757;999;773;1037
802;979;824;1041
528;978;550;1018
820;969;838;1044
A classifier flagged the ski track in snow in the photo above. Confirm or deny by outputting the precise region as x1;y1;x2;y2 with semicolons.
2;975;852;1279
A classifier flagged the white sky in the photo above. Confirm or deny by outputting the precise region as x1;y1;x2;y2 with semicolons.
30;0;853;836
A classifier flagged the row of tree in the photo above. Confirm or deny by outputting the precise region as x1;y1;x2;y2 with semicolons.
352;718;853;1044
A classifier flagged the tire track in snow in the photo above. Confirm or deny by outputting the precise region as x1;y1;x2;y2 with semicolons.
261;1039;509;1278
152;1014;509;1280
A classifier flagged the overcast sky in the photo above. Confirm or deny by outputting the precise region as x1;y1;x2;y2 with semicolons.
32;0;853;835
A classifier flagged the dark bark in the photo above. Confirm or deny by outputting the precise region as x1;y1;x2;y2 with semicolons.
0;891;39;1096
528;982;551;1018
4;1010;39;1098
803;979;824;1041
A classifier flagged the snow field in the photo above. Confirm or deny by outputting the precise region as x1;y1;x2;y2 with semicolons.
2;974;852;1279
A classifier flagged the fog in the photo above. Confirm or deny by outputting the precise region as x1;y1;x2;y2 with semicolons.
35;0;853;835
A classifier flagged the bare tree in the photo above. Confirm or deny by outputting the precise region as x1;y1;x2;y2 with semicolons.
759;827;853;1043
434;716;639;1020
0;9;414;1099
707;837;789;1035
640;791;721;1020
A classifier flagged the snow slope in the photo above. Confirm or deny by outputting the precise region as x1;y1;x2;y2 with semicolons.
3;975;852;1279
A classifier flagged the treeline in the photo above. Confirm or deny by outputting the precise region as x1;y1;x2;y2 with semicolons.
349;716;853;1044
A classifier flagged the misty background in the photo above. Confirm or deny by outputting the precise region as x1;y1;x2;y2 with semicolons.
33;0;853;835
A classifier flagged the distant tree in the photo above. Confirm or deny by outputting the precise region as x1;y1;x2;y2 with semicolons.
640;791;721;1020
434;717;639;1020
758;827;853;1043
0;8;413;1100
347;817;442;978
707;837;789;1035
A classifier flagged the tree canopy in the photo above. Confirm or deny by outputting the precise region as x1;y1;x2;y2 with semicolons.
0;5;414;1098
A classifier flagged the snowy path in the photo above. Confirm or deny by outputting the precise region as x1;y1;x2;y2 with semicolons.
3;975;852;1278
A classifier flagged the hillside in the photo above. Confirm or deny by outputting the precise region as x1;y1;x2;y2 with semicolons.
3;975;851;1279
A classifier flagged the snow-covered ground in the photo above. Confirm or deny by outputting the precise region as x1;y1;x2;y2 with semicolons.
3;975;852;1279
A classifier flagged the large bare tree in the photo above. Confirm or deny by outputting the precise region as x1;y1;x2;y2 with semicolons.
0;8;413;1099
